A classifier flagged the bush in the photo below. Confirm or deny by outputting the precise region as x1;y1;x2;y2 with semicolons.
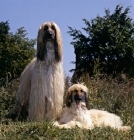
0;21;36;81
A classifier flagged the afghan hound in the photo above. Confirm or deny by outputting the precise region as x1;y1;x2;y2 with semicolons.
54;84;131;131
8;22;64;121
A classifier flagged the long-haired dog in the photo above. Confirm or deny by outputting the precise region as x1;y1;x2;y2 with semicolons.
54;84;131;131
8;22;64;121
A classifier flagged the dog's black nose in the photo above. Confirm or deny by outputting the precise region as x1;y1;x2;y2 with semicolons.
74;94;82;101
47;31;53;37
45;31;54;40
77;96;82;101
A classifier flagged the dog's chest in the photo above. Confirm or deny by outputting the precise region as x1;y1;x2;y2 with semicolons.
39;61;56;104
75;109;87;121
31;57;56;107
60;108;88;123
45;42;55;64
74;108;93;126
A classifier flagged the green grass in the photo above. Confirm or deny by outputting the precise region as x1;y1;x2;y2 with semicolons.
1;77;134;140
0;122;133;140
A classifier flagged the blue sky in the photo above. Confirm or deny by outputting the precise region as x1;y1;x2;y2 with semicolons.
0;0;134;76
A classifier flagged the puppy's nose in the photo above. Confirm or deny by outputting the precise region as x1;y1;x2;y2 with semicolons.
74;94;82;101
77;96;82;101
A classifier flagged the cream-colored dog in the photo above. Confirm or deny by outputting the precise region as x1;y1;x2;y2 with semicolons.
8;22;64;121
54;84;131;131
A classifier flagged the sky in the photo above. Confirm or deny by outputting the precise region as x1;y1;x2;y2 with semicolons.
0;0;134;76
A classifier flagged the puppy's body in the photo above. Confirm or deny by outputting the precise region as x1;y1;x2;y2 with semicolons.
9;22;64;121
54;84;131;131
89;109;130;131
55;103;93;129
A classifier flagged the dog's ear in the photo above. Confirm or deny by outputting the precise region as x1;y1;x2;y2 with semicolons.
84;91;89;108
54;42;61;62
52;22;62;62
66;92;73;107
37;25;46;61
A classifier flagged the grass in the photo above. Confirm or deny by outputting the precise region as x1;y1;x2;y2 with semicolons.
0;76;134;140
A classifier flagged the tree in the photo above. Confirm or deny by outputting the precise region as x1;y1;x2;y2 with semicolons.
68;5;134;80
0;21;36;81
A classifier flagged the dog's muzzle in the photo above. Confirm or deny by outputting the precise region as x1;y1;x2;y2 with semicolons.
70;94;85;107
74;94;82;104
45;31;55;40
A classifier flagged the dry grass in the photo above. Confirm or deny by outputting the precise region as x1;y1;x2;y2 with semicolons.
0;76;134;139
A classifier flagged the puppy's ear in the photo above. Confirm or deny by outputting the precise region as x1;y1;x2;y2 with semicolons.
84;91;89;108
66;92;72;107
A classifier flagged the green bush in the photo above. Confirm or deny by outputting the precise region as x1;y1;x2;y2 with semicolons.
0;21;36;81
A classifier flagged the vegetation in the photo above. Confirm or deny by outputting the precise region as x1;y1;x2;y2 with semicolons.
68;5;134;81
1;76;134;139
0;21;36;81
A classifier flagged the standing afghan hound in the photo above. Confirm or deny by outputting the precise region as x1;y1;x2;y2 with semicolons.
9;22;64;121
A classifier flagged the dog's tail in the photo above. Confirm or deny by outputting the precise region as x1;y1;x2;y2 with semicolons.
118;126;131;131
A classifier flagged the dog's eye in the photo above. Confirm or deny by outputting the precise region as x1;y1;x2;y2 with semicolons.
51;25;55;30
44;25;48;30
74;89;78;92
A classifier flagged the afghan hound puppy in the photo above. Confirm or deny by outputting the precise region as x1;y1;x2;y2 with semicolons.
54;84;131;131
8;22;64;121
54;84;93;129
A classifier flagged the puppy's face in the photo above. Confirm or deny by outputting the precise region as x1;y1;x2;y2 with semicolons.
66;84;88;108
43;23;56;41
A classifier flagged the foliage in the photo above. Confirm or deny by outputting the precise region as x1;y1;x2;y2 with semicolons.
0;21;36;81
68;5;134;80
1;76;134;139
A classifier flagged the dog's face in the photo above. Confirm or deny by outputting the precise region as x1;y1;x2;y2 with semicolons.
37;22;62;62
66;84;88;108
43;23;56;41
